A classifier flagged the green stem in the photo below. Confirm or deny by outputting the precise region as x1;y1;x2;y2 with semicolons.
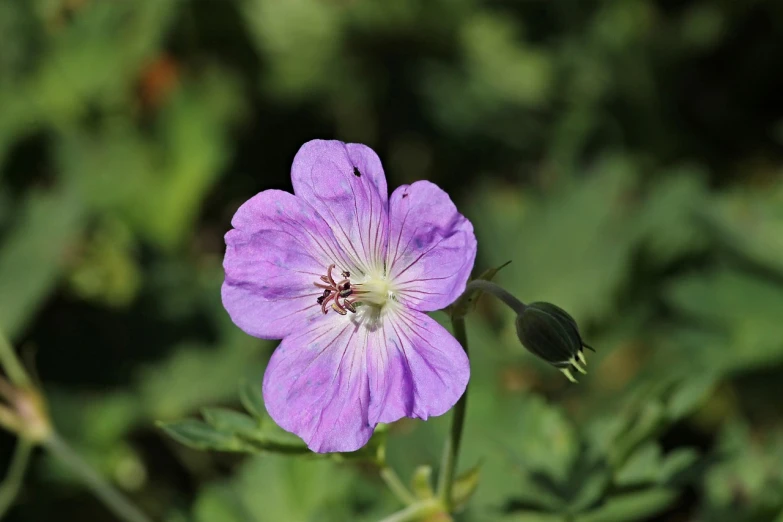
464;280;527;315
0;439;33;517
377;499;442;522
436;316;469;511
44;433;153;522
0;331;31;388
380;466;416;506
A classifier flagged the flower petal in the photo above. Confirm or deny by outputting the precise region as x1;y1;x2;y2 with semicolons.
386;181;477;311
262;316;373;453
367;308;469;425
290;140;389;275
222;189;351;339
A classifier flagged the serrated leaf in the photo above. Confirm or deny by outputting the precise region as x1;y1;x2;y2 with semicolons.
158;419;246;452
202;407;261;439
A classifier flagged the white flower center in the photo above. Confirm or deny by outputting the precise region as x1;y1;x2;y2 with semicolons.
312;264;398;317
353;272;394;307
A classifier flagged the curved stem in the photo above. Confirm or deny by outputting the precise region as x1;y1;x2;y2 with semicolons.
0;438;33;517
44;433;153;522
380;466;416;506
436;316;469;511
464;280;527;315
0;331;31;388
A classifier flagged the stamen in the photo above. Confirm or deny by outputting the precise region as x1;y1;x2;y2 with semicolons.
313;264;358;315
331;302;347;315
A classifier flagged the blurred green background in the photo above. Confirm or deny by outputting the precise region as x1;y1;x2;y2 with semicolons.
1;0;783;520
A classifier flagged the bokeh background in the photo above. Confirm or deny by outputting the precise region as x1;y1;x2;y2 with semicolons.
1;0;783;520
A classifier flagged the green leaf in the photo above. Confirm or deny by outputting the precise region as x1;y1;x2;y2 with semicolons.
704;181;783;274
0;186;84;338
576;488;678;522
665;268;783;372
451;463;481;512
666;373;717;420
500;512;567;522
658;448;699;485
615;443;661;486
411;465;434;500
158;420;247;452
609;400;666;468
239;380;266;420
201;407;261;439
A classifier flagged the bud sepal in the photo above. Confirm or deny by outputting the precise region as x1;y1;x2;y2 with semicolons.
514;302;594;383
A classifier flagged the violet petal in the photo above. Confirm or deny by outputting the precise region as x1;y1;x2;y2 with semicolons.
262;317;373;453
222;189;348;339
367;308;470;425
290;140;389;275
387;181;477;311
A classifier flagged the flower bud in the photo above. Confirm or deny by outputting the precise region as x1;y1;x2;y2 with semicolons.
515;302;593;383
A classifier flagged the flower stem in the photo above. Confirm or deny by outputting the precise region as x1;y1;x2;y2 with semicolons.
436;316;469;512
464;280;527;315
0;330;31;388
380;466;417;506
44;433;153;522
0;438;33;517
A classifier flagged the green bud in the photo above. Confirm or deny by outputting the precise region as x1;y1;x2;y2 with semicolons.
515;302;594;383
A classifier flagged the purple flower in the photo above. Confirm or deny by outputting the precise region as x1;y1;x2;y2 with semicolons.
222;140;476;453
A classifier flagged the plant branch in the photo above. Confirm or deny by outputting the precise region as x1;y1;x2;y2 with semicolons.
380;466;416;506
436;316;469;511
44;433;153;522
0;439;33;517
0;331;31;388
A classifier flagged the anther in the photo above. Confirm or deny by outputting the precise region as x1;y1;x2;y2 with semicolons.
314;264;358;315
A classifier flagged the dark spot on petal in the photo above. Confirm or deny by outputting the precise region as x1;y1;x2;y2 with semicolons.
353;167;361;177
402;193;409;198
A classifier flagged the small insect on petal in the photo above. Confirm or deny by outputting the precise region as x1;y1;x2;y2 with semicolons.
353;167;361;177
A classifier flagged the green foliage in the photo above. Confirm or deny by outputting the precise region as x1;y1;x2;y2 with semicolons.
1;0;783;520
